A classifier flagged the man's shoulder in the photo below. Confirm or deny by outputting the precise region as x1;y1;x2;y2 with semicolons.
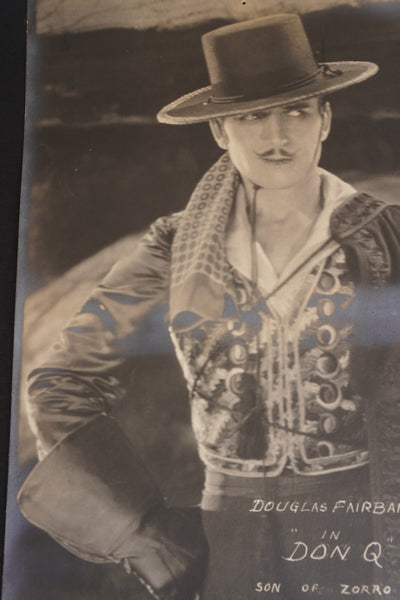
151;211;184;233
144;211;184;247
330;192;400;241
329;192;400;286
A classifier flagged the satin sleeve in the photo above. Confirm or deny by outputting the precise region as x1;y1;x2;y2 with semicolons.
27;214;180;458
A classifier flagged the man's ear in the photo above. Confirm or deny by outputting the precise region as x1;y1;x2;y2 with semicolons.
209;118;229;150
320;101;332;142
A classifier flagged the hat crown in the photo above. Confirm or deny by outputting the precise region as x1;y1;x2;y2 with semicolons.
202;14;318;101
157;13;378;124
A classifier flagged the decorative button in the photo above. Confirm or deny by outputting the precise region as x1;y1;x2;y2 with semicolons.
236;287;248;305
317;271;339;294
317;382;341;410
316;441;334;457
316;325;337;348
317;353;339;376
318;298;335;316
229;341;248;365
227;368;246;395
320;414;339;435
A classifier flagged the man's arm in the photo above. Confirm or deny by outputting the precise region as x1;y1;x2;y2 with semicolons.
18;213;208;600
26;214;177;457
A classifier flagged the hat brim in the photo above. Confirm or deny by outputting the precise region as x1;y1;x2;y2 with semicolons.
157;61;378;124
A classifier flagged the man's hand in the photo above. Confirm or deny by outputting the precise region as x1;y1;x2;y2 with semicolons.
18;416;208;599
120;506;208;600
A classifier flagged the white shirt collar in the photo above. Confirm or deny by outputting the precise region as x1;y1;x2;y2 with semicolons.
226;168;356;296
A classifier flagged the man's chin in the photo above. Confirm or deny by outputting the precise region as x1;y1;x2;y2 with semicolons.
251;175;300;191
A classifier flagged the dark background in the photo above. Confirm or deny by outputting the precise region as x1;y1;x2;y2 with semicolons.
3;2;400;599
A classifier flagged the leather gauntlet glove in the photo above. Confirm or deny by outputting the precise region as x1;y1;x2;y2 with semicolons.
120;506;208;600
18;415;208;600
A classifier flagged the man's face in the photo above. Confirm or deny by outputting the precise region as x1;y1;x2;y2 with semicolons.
210;98;332;190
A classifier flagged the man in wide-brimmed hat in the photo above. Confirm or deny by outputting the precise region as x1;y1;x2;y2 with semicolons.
19;13;400;600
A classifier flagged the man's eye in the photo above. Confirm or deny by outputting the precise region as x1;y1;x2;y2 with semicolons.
239;112;267;121
285;108;306;117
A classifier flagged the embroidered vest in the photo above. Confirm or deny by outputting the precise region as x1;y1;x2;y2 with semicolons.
171;245;370;477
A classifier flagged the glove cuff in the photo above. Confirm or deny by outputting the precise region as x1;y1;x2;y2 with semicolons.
18;415;163;562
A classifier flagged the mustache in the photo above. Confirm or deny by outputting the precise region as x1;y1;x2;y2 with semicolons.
256;149;295;159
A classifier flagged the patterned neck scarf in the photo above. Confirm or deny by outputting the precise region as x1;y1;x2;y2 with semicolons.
170;153;239;329
169;152;385;331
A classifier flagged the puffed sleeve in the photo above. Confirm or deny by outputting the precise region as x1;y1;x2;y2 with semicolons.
338;203;400;591
27;213;180;458
367;205;400;589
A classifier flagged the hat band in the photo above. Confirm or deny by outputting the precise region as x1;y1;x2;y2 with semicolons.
209;66;324;104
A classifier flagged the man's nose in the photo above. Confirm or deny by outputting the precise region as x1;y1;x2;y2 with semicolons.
260;114;288;147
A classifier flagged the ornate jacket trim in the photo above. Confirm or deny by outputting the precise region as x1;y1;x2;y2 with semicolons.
330;192;387;241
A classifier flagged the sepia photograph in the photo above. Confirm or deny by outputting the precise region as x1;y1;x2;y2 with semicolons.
3;1;400;598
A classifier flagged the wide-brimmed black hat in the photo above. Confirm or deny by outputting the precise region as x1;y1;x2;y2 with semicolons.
157;14;378;124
